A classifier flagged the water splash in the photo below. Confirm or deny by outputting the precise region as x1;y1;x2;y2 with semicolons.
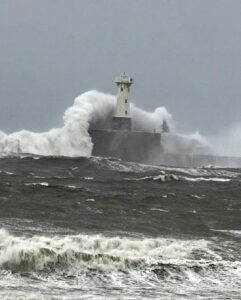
0;90;208;157
0;229;210;272
209;122;241;157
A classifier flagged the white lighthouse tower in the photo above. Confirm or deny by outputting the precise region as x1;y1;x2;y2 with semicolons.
112;73;133;130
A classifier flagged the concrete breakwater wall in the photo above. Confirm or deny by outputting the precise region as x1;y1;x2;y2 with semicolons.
89;129;241;168
89;129;161;164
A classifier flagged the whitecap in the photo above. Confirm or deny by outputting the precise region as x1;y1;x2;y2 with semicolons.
66;185;77;189
211;229;241;236
25;182;49;187
150;208;169;213
183;177;230;182
84;177;94;180
0;229;211;272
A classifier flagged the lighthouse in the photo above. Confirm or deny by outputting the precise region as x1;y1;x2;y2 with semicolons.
89;74;161;164
112;73;133;130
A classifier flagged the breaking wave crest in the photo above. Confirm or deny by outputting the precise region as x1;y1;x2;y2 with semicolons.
0;229;210;272
1;230;241;298
0;91;113;157
0;91;171;157
0;90;208;157
136;169;235;183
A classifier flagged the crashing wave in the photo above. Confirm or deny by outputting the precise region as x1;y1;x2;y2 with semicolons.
137;170;231;183
0;229;210;272
0;90;208;158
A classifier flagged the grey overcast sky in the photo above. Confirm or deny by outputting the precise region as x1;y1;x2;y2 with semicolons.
0;0;241;134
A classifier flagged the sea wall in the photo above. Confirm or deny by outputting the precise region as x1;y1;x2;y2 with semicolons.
89;129;161;164
89;129;241;167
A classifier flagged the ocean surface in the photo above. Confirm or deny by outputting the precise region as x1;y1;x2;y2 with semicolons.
0;155;241;299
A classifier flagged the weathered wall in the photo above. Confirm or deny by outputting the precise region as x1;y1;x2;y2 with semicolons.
89;129;161;164
89;129;241;167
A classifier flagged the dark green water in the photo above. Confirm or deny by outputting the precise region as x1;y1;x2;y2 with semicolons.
0;155;240;299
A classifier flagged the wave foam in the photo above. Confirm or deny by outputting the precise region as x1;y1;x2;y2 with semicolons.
0;230;209;272
0;91;171;157
0;90;209;158
138;171;231;183
0;230;241;298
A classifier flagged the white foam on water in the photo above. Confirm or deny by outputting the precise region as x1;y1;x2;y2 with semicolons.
0;229;210;272
190;194;205;199
136;171;231;183
91;156;152;173
25;182;49;187
5;171;15;175
182;176;230;182
66;185;78;189
150;208;169;213
0;230;240;298
160;166;240;178
0;292;60;300
153;174;179;182
211;229;241;236
84;177;94;180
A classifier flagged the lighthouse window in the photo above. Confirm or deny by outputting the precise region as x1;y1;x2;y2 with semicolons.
125;99;127;103
125;110;128;115
121;87;123;91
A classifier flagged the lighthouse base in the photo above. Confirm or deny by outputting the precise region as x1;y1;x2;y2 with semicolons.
112;117;131;130
89;129;161;164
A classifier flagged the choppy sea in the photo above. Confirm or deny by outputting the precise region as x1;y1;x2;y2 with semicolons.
0;155;241;299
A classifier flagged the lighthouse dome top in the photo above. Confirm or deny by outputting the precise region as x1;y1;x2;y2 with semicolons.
115;72;133;85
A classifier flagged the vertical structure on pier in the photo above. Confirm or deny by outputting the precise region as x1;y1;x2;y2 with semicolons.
89;73;161;163
112;73;133;130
